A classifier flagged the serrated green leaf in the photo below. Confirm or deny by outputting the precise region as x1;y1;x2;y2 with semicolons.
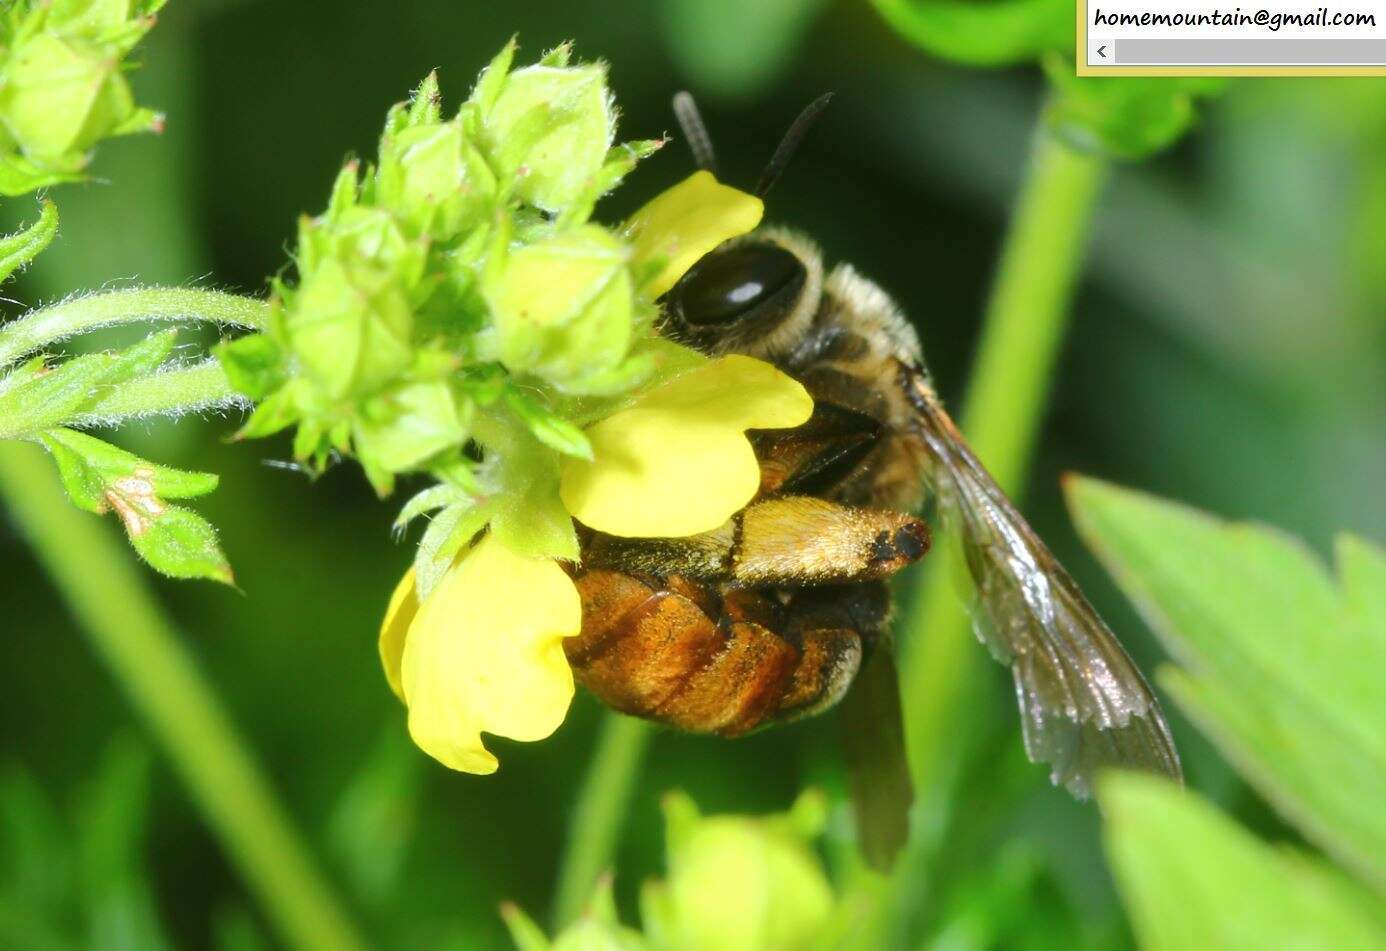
0;199;58;285
232;384;302;441
39;428;218;515
0;330;177;439
1101;773;1386;950
125;504;233;584
1068;477;1386;891
871;0;1070;66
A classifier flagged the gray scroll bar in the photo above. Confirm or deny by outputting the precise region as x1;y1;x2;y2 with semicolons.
1113;37;1386;64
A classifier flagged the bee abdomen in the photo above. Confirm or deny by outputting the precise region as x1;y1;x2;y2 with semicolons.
566;569;855;736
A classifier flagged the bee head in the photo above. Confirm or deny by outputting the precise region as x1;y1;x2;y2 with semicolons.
660;230;823;357
660;93;834;358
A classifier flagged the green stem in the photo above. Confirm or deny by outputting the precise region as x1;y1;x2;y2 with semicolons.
0;288;266;369
75;359;245;425
552;714;653;928
899;127;1109;816
0;442;366;951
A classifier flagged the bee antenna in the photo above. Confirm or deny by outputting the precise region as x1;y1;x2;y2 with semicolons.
756;92;834;197
673;91;718;174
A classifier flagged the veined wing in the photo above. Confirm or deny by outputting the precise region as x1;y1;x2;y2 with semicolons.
901;364;1181;796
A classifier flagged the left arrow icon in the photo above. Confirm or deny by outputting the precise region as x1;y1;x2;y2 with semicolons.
1097;44;1108;58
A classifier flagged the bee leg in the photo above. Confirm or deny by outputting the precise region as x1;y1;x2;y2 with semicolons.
750;402;883;495
839;648;912;871
778;583;912;868
774;625;864;721
732;496;930;587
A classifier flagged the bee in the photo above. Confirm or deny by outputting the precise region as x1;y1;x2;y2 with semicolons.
563;95;1181;865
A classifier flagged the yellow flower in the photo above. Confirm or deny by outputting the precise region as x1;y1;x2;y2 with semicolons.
624;170;764;299
559;354;812;537
379;174;811;774
379;535;580;774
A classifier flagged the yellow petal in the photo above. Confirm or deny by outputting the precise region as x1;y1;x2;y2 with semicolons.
399;534;582;774
625;171;763;299
560;355;812;538
379;567;417;702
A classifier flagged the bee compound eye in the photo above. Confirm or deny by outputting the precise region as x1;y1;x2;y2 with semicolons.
671;242;807;327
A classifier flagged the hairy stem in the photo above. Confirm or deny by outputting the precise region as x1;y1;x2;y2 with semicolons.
0;442;365;951
552;714;653;928
0;288;266;369
900;128;1109;822
74;358;247;425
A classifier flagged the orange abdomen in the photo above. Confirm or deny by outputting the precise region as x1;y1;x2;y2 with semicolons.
564;568;861;735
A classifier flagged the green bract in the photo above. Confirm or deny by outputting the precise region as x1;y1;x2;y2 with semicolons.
0;0;166;195
643;791;836;951
1042;57;1225;159
216;40;670;569
502;792;842;951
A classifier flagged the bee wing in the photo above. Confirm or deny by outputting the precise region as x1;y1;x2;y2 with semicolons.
839;646;912;870
903;368;1181;797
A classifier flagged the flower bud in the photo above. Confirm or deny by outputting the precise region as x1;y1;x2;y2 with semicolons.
642;791;834;951
376;119;486;241
481;63;614;212
287;255;415;400
1;34;138;157
482;224;635;390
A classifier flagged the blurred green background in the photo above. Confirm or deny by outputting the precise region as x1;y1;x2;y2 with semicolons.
2;0;1383;947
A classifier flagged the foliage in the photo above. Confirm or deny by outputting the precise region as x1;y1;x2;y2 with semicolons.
1068;478;1386;945
504;792;843;951
0;737;174;950
871;0;1224;158
2;2;1384;950
0;0;167;195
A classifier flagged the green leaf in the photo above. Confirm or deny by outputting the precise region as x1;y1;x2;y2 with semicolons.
503;389;592;460
661;0;831;101
125;505;233;585
0;199;58;285
1067;477;1386;891
500;903;553;951
324;731;420;908
0;765;71;922
36;428;231;584
1042;56;1224;159
1101;773;1386;950
393;482;469;531
870;0;1070;66
0;330;177;439
75;736;173;951
213;333;286;400
40;428;218;513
